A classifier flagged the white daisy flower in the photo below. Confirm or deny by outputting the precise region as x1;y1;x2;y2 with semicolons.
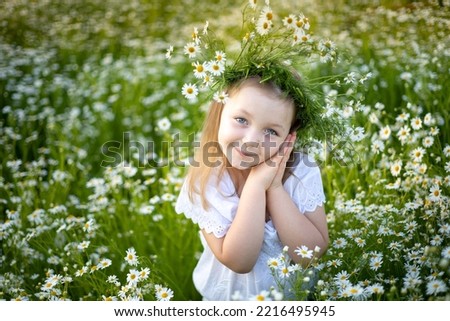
390;160;402;177
250;290;272;301
215;51;227;63
410;117;422;130
192;61;207;79
213;91;229;104
165;45;173;60
422;136;434;148
181;83;199;100
155;286;174;301
127;269;140;286
125;247;139;266
206;60;225;76
183;42;201;58
294;245;313;259
429;185;441;202
411;147;425;162
441;246;450;259
426;279;448;296
283;14;297;29
157;117;171;131
256;17;272;35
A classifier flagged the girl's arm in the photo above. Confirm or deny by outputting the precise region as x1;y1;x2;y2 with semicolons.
266;132;329;266
201;168;273;274
201;146;286;274
266;187;329;266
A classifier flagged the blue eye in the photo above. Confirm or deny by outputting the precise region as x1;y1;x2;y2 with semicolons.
264;128;278;136
235;117;247;125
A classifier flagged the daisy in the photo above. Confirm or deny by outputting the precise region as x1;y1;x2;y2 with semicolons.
390;160;402;177
441;246;450;259
397;125;410;145
248;0;257;9
379;125;391;140
97;258;112;270
215;51;227;63
423;112;434;126
350;127;365;142
267;257;281;269
165;45;173;60
107;275;120;285
283;14;296;29
354;237;366;247
213;91;229;104
202;74;213;87
181;83;198;100
125;247;139;266
126;269;140;286
250;290;272;301
155;286;174;301
429;184;441;202
333;237;348;249
334;271;350;285
260;6;273;21
410;117;422;130
206;60;225;76
75;266;88;277
327;259;342;268
348;284;365;299
429;127;439;136
298;14;310;30
256;18;272;36
410;147;425;162
422;136;434;148
278;265;291;278
442;145;450;157
295;245;313;259
77;241;90;251
157;117;171;131
369;257;383;271
367;283;385;296
438;223;450;236
139;267;151;280
371;139;385;154
426;279;448;296
396;112;410;123
192;61;207;79
183;42;201;58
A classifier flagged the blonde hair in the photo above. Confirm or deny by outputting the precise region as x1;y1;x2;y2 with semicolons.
186;77;296;209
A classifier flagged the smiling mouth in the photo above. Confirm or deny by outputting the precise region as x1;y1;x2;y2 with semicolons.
234;147;257;157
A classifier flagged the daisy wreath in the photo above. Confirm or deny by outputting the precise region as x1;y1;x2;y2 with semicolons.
167;0;366;152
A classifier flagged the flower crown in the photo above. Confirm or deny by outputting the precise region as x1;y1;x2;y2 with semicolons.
167;0;351;147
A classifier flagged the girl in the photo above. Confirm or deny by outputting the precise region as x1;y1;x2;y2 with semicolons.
175;76;329;300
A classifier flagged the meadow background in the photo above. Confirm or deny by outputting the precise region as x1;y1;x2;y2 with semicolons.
1;0;449;301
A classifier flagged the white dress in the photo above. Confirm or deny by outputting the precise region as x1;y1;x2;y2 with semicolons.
175;154;325;300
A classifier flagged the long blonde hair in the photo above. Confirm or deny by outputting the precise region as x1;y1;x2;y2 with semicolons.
186;77;297;209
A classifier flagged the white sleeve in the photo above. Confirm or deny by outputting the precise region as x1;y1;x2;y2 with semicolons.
175;172;238;238
285;156;326;214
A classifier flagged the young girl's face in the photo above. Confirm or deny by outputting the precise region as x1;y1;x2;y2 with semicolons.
218;84;295;170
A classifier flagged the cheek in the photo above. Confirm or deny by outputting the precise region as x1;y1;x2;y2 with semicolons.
262;136;285;158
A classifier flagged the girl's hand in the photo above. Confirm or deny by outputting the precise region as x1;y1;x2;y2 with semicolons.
267;132;296;191
247;132;296;190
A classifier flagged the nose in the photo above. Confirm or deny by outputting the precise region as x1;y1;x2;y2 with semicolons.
241;129;261;149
